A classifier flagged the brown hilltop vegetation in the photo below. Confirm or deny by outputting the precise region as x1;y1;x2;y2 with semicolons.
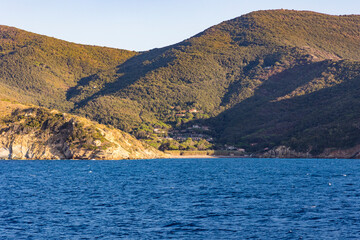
0;25;136;111
0;100;164;159
1;9;360;158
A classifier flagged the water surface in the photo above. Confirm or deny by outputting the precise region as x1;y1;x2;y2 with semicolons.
0;158;359;239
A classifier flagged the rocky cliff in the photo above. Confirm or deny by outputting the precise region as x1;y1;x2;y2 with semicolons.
258;146;312;158
318;145;360;159
258;145;360;159
0;101;165;160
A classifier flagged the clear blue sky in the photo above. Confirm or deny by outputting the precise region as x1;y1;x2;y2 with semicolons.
1;0;359;51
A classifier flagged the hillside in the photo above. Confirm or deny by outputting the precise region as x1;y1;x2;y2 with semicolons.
0;100;164;160
1;10;360;157
0;25;136;111
69;10;360;126
213;60;360;154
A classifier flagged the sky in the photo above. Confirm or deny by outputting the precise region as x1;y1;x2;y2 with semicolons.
1;0;360;51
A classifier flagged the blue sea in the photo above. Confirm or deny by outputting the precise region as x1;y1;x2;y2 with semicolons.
0;158;360;239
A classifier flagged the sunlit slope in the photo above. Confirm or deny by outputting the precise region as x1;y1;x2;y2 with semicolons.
0;100;163;159
2;10;360;154
0;25;136;111
68;10;360;132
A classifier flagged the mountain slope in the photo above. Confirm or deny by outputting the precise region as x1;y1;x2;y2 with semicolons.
0;25;136;111
1;10;360;156
213;60;360;154
69;10;360;130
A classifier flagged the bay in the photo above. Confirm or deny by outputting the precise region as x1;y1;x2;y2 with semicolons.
0;158;359;239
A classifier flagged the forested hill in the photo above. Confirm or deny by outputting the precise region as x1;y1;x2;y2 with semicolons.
1;10;360;156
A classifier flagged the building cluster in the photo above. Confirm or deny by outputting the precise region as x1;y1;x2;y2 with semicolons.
162;124;213;142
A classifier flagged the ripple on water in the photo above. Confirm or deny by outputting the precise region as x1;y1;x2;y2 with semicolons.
0;158;360;239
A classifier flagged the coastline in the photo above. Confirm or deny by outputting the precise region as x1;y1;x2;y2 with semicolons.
167;155;220;159
166;154;249;159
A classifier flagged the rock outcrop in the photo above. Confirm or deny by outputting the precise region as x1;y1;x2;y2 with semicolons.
0;101;165;160
258;146;312;158
318;145;360;159
258;145;360;159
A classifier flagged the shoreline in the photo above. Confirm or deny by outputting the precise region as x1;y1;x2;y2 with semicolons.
166;155;249;159
0;156;356;160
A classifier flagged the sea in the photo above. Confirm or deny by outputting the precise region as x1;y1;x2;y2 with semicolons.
0;158;359;239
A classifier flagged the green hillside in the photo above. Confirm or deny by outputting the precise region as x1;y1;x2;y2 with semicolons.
69;10;360;124
213;60;360;154
1;10;360;156
0;25;136;111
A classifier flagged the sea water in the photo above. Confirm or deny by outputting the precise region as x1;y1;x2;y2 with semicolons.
0;158;359;239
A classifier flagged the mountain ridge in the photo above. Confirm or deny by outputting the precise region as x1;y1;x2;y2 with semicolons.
1;9;360;157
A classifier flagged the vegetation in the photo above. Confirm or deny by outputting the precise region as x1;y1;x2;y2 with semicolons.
2;10;360;155
214;60;360;154
1;107;115;151
0;100;164;159
0;25;136;111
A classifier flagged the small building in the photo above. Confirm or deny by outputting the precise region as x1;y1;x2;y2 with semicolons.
154;128;166;134
201;126;210;131
189;109;198;113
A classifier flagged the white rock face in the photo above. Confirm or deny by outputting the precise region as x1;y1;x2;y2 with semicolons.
0;131;163;160
11;144;25;159
0;148;10;159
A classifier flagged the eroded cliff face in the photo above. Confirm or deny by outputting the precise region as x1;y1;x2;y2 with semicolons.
258;146;312;158
0;102;164;160
258;145;360;159
318;145;360;159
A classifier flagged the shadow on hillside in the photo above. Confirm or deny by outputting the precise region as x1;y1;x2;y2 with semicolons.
66;44;180;109
66;74;98;101
204;60;360;146
219;61;330;107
